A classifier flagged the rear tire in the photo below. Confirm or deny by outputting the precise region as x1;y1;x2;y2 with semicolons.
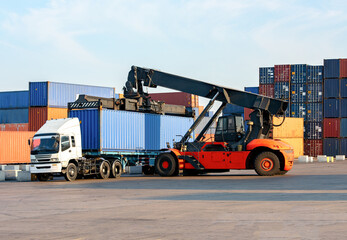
155;153;177;176
277;170;288;175
142;165;155;175
254;151;280;176
64;163;78;181
98;160;111;179
111;160;122;178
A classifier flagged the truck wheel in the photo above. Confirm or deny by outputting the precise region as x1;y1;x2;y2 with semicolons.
254;152;280;176
64;163;78;181
111;160;122;178
155;153;177;176
98;160;111;179
142;165;155;175
37;173;51;181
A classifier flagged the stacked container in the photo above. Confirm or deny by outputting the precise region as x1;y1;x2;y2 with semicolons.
274;65;291;117
29;82;115;131
0;91;29;126
323;59;347;156
149;92;199;108
259;67;274;98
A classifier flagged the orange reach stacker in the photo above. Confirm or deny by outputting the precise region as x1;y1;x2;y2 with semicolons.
125;66;294;176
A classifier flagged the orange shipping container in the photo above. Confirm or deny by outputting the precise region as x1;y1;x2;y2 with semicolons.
0;123;29;131
0;131;35;164
272;117;304;138
29;107;68;131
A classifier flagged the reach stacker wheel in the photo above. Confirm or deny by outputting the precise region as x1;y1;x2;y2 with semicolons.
254;151;280;176
155;153;177;176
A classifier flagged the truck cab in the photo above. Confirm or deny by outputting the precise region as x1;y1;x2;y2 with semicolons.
30;118;82;181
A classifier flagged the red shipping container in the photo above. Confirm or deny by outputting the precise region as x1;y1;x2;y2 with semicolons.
304;140;323;157
323;118;340;138
0;123;29;131
29;107;68;131
244;108;253;121
340;59;347;78
259;84;274;98
149;92;199;108
0;131;35;164
274;65;291;82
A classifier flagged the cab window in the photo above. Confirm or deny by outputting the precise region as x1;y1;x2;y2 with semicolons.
71;136;76;147
61;136;70;151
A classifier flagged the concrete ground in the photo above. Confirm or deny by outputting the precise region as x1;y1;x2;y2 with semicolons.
1;161;347;240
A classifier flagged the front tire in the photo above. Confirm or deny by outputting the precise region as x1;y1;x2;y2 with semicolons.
64;163;78;181
155;153;177;176
254;151;280;176
37;173;52;181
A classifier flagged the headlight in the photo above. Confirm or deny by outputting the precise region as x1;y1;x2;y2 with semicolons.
51;158;59;162
283;149;294;154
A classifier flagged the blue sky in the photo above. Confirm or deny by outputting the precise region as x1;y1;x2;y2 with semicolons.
0;0;346;97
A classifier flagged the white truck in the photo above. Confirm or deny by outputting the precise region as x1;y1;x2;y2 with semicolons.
30;118;125;181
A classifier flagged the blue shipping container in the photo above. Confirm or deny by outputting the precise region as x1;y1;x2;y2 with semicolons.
304;121;322;140
340;118;347;138
244;87;259;94
306;103;323;121
290;84;306;103
341;99;347;118
341;78;347;98
0;108;28;123
307;83;323;102
291;64;307;84
223;103;244;115
274;82;290;100
323;138;339;156
324;59;340;79
324;79;339;98
0;91;29;109
259;67;274;84
30;82;115;107
291;103;306;120
324;99;340;118
307;65;323;83
340;139;347;155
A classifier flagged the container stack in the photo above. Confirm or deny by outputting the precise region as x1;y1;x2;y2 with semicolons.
323;59;347;156
274;65;291;117
259;67;274;98
28;82;115;131
0;91;29;130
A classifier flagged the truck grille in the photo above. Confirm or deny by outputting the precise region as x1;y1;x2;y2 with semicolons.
37;159;50;162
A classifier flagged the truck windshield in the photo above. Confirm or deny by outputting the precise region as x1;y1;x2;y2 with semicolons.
31;135;59;154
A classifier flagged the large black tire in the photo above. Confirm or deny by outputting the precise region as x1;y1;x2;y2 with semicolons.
277;170;288;175
155;153;177;176
98;160;111;179
37;173;52;181
111;160;122;178
254;151;280;176
142;165;155;175
64;163;78;181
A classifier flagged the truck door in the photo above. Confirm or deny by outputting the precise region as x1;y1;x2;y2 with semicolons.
59;135;72;167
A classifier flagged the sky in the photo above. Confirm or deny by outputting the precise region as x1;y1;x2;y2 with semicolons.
0;0;346;100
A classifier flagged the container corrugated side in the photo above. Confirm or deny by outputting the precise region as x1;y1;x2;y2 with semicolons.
304;121;322;140
0;123;28;131
290;83;306;103
0;131;35;164
29;82;48;107
324;78;339;98
324;59;340;79
341;78;347;98
341;99;347;118
307;65;323;83
276;138;303;158
274;82;290;100
323;118;340;138
159;115;194;149
304;140;323;157
259;84;274;98
0;108;28;123
306;103;323;121
339;59;347;78
69;109;100;150
291;64;306;84
101;110;145;151
244;87;259;94
273;117;304;138
259;67;274;84
324;99;340;118
145;114;160;150
0;91;29;109
274;65;291;82
323;138;339;156
340;139;347;155
291;103;306;120
29;107;68;131
307;83;323;102
340;118;347;138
